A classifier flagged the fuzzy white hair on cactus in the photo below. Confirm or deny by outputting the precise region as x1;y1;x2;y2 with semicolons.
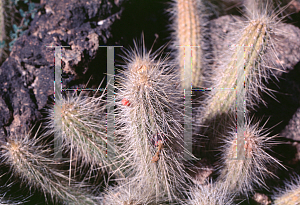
216;116;286;198
114;33;196;203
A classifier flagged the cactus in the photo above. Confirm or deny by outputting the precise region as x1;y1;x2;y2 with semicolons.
114;36;195;203
185;180;235;205
101;181;157;205
168;0;206;89
201;0;284;123
0;0;299;204
273;175;300;205
216;117;286;198
0;125;99;204
43;86;124;183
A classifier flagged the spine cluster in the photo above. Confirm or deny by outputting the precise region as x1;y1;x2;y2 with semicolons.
44;90;119;180
217;119;285;198
186;180;234;205
202;12;274;122
273;175;300;205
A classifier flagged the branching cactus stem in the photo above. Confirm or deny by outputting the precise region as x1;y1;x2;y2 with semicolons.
186;180;235;205
44;85;124;183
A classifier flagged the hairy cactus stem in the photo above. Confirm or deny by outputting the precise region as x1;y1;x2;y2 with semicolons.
217;117;286;197
202;15;270;123
273;175;300;205
0;125;99;204
44;88;124;184
115;36;195;203
170;0;205;89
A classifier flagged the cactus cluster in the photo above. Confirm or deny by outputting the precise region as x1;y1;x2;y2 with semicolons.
0;0;300;204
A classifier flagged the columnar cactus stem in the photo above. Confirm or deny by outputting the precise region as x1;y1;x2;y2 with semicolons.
169;0;204;89
201;0;282;123
115;36;195;203
0;126;99;204
101;180;156;204
273;175;300;205
44;89;123;181
275;193;300;205
217;118;285;197
0;0;297;203
203;23;266;122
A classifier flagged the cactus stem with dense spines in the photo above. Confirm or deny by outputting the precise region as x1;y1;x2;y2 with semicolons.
0;125;99;204
115;35;195;203
44;86;124;183
186;180;235;205
217;117;286;198
201;0;285;123
169;0;205;89
101;180;157;205
273;175;300;205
